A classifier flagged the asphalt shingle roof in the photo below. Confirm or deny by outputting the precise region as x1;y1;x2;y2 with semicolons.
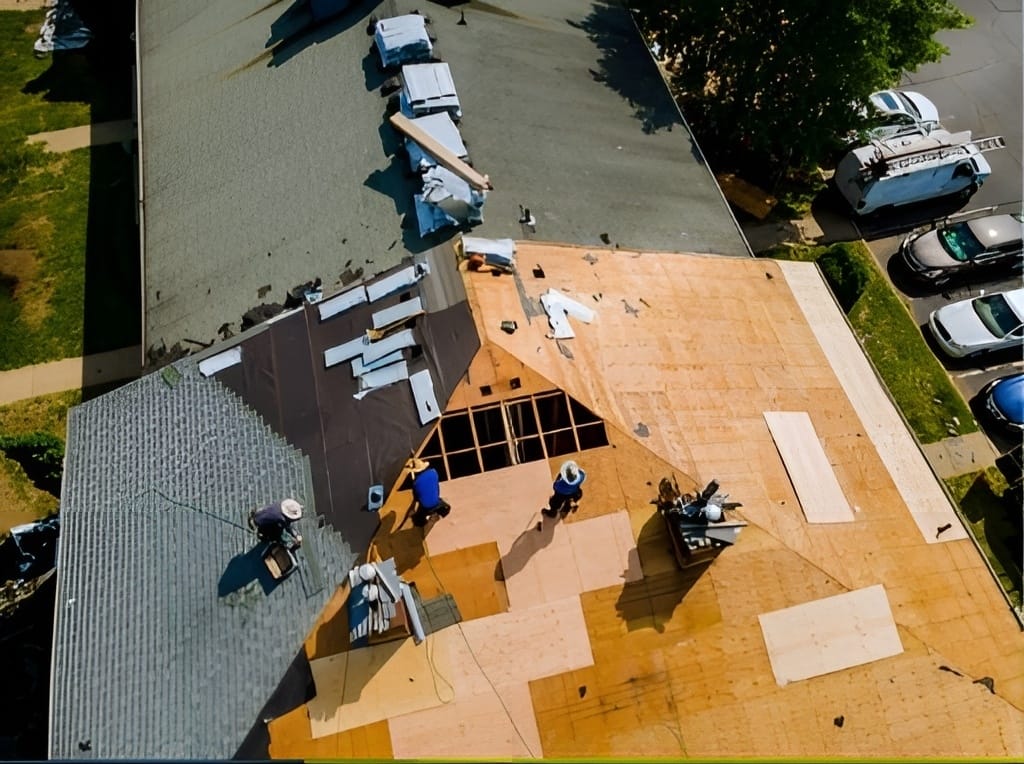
49;362;357;759
139;0;749;354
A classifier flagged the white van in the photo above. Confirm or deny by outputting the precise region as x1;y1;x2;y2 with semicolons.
834;130;1003;216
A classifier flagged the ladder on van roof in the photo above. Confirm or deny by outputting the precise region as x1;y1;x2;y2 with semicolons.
884;135;1005;172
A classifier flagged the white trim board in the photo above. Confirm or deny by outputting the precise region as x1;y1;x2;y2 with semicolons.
758;583;903;685
763;410;855;523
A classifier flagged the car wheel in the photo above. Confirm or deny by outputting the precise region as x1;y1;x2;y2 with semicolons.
959;182;980;201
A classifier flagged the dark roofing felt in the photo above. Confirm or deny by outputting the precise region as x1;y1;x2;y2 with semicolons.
139;0;749;354
215;247;479;556
49;363;358;759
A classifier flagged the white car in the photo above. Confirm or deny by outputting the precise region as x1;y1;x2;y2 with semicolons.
928;287;1024;358
869;89;940;126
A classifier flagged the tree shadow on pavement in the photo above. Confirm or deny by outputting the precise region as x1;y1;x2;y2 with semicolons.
566;2;680;135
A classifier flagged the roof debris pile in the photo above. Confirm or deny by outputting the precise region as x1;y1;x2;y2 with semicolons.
373;13;434;69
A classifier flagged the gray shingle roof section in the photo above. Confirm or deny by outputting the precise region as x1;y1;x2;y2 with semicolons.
139;0;749;354
49;362;357;759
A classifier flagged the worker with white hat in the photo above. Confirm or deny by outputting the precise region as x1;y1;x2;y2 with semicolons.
542;460;586;518
249;498;304;548
406;457;451;528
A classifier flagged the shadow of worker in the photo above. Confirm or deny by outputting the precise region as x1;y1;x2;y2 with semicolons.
496;515;557;581
219;544;282;597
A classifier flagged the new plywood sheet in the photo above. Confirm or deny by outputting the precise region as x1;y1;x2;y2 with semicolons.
425;461;554;556
457;596;595;687
777;260;967;543
389;679;542;759
763;411;855;523
307;630;457;738
758;584;903;685
500;517;584;611
567;511;643;590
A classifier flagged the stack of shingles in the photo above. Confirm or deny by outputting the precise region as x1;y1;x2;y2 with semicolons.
317;264;440;425
347;558;427;645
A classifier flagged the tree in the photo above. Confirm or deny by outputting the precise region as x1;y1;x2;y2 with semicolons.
632;0;971;176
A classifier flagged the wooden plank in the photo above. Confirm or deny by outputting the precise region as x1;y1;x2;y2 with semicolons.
390;112;493;191
715;172;777;220
758;584;904;685
763;411;855;523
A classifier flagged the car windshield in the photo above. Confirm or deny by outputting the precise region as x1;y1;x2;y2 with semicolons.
938;222;986;262
972;294;1023;338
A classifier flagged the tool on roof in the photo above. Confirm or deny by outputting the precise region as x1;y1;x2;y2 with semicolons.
653;476;746;569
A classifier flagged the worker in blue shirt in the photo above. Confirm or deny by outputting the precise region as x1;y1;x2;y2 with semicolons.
543;460;586;518
407;458;451;527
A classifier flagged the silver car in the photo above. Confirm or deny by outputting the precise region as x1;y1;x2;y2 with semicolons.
928;287;1024;358
901;213;1024;285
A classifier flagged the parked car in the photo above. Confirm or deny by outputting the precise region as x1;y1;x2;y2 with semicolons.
900;212;1024;286
869;89;940;127
979;372;1024;433
927;287;1024;358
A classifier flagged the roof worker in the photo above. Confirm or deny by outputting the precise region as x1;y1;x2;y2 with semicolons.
542;460;586;518
249;498;303;549
407;458;451;528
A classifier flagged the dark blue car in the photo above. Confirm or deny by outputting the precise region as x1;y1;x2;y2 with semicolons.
982;372;1024;433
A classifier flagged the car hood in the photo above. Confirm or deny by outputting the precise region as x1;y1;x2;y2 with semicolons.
901;91;940;123
991;374;1024;424
933;299;997;346
907;230;956;269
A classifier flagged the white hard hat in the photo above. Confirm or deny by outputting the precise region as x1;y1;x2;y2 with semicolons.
704;504;723;523
358;563;377;582
559;460;582;485
281;499;303;520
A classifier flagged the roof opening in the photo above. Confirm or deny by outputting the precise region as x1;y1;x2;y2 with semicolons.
416;390;609;480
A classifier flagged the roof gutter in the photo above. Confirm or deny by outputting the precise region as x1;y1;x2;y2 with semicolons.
134;0;147;368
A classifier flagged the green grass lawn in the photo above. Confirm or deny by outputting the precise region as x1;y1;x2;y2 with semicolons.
945;469;1022;610
0;8;138;371
0;390;77;535
761;240;977;444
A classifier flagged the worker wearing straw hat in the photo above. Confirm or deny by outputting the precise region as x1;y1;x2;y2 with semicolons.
542;460;586;518
249;498;304;548
406;457;451;527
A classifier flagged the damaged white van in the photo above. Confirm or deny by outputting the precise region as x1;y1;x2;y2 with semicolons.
834;130;1004;216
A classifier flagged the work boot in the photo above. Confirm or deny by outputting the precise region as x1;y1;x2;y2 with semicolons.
541;507;558;518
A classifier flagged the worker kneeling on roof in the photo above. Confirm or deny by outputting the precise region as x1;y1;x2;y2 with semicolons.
249;498;303;549
407;458;451;527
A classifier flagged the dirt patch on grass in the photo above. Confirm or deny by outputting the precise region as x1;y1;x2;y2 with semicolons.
0;248;52;329
0;457;57;536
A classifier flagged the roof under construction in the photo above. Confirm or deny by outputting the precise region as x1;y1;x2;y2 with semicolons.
262;241;1024;759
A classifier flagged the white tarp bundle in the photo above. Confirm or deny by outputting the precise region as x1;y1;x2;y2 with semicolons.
414;166;485;236
375;14;432;68
405;112;468;172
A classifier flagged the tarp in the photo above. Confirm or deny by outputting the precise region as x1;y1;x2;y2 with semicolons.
34;1;91;55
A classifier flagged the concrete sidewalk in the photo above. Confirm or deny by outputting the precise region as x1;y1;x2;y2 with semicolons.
27;120;134;153
0;346;141;406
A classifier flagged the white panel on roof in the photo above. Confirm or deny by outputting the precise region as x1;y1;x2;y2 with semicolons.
325;336;369;368
409;368;440;424
318;285;368;321
758;584;903;685
362;328;416;364
354;361;410;400
372;296;424;329
763;411;855;523
366;266;426;302
198;347;241;377
352;349;404;377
